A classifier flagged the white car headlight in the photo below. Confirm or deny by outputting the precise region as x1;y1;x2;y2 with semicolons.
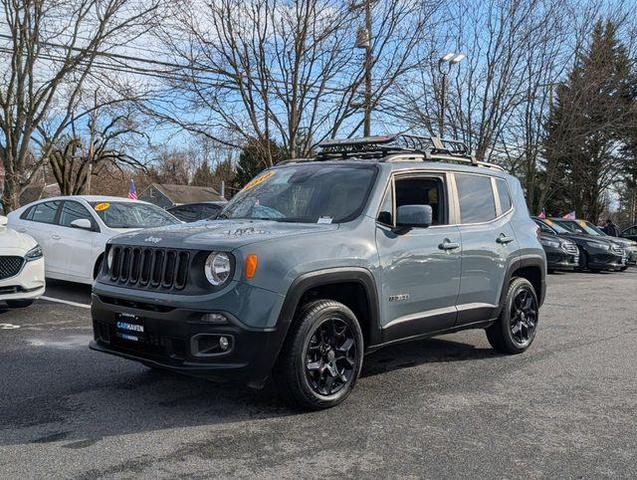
540;238;560;248
204;252;232;286
24;245;43;261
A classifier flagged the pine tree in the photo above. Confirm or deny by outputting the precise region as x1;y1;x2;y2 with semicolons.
234;138;285;189
191;161;215;187
542;20;634;221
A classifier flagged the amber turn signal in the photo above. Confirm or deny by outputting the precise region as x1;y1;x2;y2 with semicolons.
245;254;258;279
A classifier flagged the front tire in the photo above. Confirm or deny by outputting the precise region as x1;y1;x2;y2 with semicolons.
273;300;364;410
6;299;34;308
486;277;539;354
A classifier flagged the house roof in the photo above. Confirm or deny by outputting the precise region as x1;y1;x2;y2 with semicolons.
145;183;224;204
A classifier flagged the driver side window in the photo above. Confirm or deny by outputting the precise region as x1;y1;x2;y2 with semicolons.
59;201;95;229
394;176;446;225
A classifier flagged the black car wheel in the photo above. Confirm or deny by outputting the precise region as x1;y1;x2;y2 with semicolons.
486;277;539;354
273;300;364;410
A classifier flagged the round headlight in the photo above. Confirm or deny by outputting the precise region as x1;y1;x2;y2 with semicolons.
204;252;232;286
107;247;115;269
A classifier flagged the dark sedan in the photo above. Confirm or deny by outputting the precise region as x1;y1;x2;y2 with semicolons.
622;225;637;242
167;201;227;223
532;218;579;272
552;218;636;270
533;217;625;272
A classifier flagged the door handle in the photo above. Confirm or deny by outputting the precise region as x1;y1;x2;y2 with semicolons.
439;239;460;251
496;234;514;244
51;234;61;240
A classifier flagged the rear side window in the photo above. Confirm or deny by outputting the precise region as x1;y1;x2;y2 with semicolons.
456;174;496;224
29;201;61;224
495;178;512;213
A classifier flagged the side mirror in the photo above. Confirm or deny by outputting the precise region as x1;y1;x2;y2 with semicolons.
396;205;433;228
0;215;7;226
70;218;93;230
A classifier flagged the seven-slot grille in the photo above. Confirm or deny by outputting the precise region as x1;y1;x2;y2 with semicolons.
108;246;190;290
562;242;578;255
0;256;24;280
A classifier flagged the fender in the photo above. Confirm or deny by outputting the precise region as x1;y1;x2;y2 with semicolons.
275;267;382;350
496;253;547;317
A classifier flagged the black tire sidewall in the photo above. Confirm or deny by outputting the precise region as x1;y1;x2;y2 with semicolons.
283;301;364;409
496;278;539;354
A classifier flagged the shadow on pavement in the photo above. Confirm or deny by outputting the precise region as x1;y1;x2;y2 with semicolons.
0;335;490;446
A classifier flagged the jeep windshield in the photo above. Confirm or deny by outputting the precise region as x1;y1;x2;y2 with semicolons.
219;164;377;223
90;201;179;228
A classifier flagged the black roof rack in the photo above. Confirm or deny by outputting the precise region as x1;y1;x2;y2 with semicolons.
313;134;504;170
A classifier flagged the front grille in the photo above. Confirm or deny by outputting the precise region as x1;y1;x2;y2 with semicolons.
107;246;191;291
0;256;24;280
562;243;578;255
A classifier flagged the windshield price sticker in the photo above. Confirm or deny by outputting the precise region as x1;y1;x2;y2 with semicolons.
317;216;333;224
243;171;276;192
95;202;110;212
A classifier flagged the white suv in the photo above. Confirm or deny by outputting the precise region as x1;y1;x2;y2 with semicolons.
0;216;45;307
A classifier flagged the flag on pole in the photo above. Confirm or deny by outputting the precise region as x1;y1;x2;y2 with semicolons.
538;209;546;219
562;211;575;220
128;179;138;200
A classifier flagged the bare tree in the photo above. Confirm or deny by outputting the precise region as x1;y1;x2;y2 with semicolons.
45;101;147;195
0;0;161;212
152;0;443;162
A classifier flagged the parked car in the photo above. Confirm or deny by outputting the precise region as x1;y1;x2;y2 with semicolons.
534;217;625;272
7;196;179;285
167;201;227;222
552;218;636;269
621;225;637;242
0;215;45;308
90;135;546;410
531;218;579;272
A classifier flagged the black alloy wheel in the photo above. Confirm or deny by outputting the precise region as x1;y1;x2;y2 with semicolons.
509;287;538;348
486;277;539;354
304;317;357;396
273;299;364;410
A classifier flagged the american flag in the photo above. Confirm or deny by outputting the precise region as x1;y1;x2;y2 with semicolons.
128;179;138;200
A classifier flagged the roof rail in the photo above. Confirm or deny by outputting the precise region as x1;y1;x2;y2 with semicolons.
314;134;504;171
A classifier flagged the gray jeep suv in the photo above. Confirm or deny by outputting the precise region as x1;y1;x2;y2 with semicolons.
90;135;546;409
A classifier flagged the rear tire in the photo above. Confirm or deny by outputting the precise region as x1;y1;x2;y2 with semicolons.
6;299;34;308
273;300;364;410
486;277;539;354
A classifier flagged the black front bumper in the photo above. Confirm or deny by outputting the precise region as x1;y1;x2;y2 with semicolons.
90;294;286;386
587;253;626;271
545;249;579;271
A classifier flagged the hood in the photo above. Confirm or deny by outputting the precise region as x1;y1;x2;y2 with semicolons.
0;225;37;254
609;236;637;247
109;219;340;250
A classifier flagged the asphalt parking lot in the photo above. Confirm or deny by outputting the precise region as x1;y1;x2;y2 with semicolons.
1;271;636;479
